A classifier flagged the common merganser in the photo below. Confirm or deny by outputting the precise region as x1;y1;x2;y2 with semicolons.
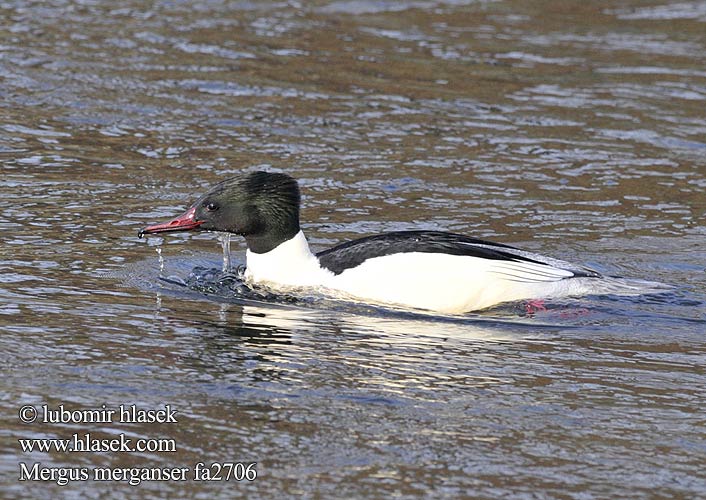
138;171;655;314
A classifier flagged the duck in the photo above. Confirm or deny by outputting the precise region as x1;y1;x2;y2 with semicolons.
138;171;657;314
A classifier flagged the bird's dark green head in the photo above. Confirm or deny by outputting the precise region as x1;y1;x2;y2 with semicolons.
139;171;301;254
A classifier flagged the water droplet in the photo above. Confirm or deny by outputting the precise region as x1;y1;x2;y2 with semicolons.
156;247;164;277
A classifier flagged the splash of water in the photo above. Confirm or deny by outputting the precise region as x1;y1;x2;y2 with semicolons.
217;233;231;273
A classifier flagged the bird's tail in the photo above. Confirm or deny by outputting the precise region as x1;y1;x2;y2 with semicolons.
592;276;674;296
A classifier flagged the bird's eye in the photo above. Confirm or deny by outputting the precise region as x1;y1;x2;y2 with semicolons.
205;202;219;212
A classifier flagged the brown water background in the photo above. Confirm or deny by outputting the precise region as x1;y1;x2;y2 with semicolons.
1;1;705;498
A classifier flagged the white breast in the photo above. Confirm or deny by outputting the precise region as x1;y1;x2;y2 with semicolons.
244;231;334;288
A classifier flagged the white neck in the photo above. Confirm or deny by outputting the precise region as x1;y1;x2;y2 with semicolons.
244;230;334;288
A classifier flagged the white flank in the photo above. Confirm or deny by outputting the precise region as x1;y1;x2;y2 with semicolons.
332;252;581;313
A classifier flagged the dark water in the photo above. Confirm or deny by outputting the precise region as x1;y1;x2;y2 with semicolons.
1;0;705;498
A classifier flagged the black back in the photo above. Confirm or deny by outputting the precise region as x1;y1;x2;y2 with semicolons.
316;230;599;276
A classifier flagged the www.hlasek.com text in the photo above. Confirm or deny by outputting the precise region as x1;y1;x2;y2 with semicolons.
19;432;176;453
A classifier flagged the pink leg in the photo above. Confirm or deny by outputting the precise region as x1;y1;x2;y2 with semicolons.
524;299;547;315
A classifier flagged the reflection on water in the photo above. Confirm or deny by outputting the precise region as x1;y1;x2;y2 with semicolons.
1;0;705;497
